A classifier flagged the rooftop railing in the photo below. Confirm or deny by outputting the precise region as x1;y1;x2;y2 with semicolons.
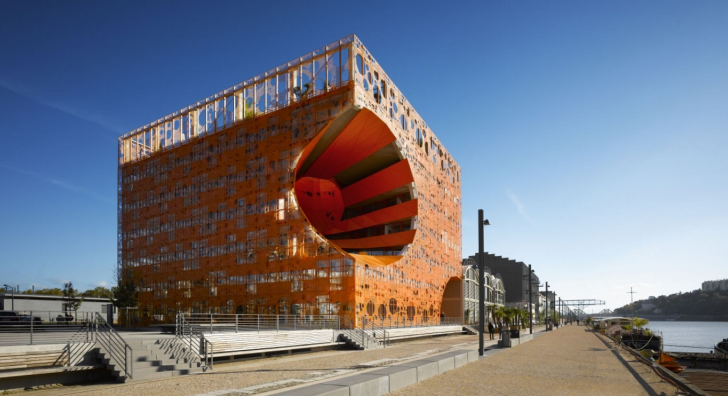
119;35;355;165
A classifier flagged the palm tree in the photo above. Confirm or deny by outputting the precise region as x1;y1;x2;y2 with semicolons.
631;317;649;333
493;306;505;326
519;308;529;328
502;308;516;327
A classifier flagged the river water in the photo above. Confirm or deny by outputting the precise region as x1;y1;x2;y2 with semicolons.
647;321;728;352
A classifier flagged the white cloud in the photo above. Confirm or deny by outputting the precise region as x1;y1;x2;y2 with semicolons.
0;78;124;136
0;163;113;204
507;189;531;223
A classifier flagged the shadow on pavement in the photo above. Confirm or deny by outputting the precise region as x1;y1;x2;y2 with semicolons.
590;330;662;396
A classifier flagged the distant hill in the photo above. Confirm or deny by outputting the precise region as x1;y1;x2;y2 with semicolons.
615;289;728;321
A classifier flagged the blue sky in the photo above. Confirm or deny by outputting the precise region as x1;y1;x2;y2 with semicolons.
0;1;726;310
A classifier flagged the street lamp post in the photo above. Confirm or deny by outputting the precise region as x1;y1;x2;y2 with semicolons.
528;266;533;334
3;284;14;311
478;209;490;357
544;282;549;330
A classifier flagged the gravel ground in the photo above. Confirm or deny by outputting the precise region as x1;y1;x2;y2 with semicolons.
390;325;681;396
22;331;493;396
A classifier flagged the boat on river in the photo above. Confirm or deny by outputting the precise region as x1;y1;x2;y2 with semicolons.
716;339;728;359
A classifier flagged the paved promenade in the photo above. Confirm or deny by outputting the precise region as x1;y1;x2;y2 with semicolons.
20;325;682;396
27;332;491;396
390;325;680;396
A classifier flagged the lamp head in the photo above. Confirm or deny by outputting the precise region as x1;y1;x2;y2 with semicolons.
483;219;490;226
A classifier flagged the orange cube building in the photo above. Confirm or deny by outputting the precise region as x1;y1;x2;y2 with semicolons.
117;35;462;326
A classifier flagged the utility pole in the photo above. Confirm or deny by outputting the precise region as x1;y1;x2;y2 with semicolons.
627;287;637;319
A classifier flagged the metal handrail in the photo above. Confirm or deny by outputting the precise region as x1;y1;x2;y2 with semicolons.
203;337;213;369
176;313;209;371
94;313;132;380
179;313;340;333
360;316;464;330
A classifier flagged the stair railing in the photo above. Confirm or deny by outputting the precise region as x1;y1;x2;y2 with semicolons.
94;313;132;380
340;316;367;349
360;319;388;347
176;313;210;370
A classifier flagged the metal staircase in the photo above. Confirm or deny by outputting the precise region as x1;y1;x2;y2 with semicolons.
337;318;387;350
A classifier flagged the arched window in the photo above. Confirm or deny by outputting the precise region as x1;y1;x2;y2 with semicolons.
366;300;375;316
389;298;398;314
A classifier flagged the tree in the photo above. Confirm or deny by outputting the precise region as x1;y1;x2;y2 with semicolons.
81;286;113;299
631;316;649;330
519;308;529;327
62;282;83;312
20;287;63;296
112;279;138;308
493;306;505;325
502;307;516;327
293;83;312;100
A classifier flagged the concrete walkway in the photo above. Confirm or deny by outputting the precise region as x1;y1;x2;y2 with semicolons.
389;325;681;396
23;330;505;396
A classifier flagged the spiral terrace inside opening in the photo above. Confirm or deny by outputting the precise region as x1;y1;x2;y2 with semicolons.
294;108;417;263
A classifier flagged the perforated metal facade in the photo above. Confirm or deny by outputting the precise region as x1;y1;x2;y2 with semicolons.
118;35;462;326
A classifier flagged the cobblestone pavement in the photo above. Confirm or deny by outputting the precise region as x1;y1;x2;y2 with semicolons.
23;331;497;396
390;325;682;396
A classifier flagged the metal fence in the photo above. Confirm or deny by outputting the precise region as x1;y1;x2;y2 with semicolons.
360;316;463;329
0;311;96;346
178;313;340;333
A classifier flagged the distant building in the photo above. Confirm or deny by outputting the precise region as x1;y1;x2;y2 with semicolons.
460;262;505;324
641;302;656;312
702;279;728;291
0;293;116;321
540;291;557;319
462;253;540;321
